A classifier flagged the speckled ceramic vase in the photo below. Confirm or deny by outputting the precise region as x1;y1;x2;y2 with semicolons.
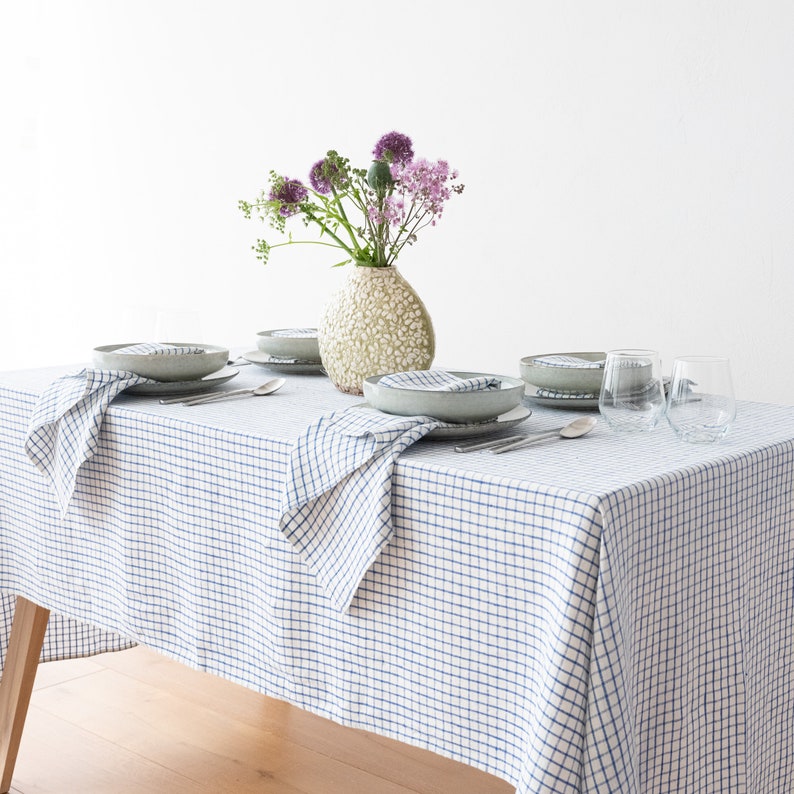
318;265;435;395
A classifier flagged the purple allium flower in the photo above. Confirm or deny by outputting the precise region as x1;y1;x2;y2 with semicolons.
269;176;308;217
309;159;336;194
373;131;414;165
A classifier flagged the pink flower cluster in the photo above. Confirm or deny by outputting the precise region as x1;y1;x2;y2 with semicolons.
368;158;462;229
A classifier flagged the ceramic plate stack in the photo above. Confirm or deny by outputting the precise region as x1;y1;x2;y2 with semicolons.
92;343;238;396
520;352;606;410
243;329;325;373
362;371;531;439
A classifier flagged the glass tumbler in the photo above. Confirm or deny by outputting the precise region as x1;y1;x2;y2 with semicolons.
599;349;667;433
667;356;736;442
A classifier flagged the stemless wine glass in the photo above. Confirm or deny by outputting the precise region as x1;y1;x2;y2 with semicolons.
667;356;736;442
599;349;667;433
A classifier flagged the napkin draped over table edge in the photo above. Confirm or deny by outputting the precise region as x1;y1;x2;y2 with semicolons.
278;369;509;612
279;408;444;613
25;364;498;612
24;345;222;513
24;368;151;516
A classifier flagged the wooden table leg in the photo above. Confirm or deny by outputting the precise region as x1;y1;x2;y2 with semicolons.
0;597;49;794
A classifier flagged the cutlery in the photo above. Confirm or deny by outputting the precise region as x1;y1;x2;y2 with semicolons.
488;416;597;453
158;391;213;404
454;434;528;453
159;378;286;406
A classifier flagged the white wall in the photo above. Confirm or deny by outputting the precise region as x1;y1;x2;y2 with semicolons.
3;0;793;404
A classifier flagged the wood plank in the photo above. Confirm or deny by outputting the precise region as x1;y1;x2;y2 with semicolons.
12;705;215;794
15;647;515;793
0;598;50;794
96;647;514;793
31;657;104;691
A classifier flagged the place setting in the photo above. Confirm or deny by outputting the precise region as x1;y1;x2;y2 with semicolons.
92;342;240;396
520;351;607;410
519;347;736;443
242;328;326;374
310;364;602;456
24;340;243;514
280;367;533;611
358;369;531;441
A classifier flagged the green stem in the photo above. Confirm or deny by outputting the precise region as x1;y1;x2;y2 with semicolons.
386;203;431;264
329;185;361;253
268;239;354;254
303;218;355;255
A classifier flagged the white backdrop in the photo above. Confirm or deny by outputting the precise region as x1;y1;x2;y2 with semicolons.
3;1;793;404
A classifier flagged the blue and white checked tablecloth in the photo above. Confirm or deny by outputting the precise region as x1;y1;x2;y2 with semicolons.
1;363;794;793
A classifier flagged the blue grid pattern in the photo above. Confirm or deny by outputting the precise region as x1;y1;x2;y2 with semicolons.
378;369;500;391
113;343;206;354
24;368;149;514
2;364;794;793
280;407;443;611
533;355;605;369
270;328;317;338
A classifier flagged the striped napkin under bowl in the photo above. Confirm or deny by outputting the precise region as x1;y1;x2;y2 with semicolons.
363;369;525;424
92;342;229;381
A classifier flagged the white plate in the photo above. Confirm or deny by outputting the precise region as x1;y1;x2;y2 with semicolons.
363;371;526;423
125;367;240;396
243;351;325;374
353;403;532;440
523;384;600;411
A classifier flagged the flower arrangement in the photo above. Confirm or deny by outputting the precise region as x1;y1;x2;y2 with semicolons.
239;131;464;268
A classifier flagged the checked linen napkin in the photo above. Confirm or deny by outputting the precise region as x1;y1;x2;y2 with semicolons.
23;346;202;515
377;369;500;391
279;369;500;611
270;328;317;338
24;368;150;515
113;343;206;354
532;355;605;369
279;408;444;612
532;355;605;400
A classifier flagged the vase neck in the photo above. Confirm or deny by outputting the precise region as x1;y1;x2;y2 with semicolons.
352;265;399;278
353;261;393;269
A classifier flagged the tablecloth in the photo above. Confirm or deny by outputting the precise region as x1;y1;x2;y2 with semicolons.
1;363;793;793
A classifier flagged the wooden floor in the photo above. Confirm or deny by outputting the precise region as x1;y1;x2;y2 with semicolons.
8;646;515;793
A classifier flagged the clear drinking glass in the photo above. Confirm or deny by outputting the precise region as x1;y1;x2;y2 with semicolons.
599;349;667;433
666;356;736;442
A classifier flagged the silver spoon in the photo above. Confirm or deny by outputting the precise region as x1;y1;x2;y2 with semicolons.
488;415;598;454
160;378;286;406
